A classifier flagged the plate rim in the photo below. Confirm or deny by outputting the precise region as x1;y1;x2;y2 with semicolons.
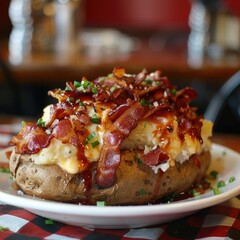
0;143;239;218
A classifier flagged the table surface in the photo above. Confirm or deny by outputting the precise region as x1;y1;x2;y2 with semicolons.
0;120;239;239
1;36;240;86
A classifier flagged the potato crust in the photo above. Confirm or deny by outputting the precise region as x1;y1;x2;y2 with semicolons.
9;149;211;205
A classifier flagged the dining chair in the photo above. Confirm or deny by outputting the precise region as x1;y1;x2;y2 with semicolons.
204;71;240;133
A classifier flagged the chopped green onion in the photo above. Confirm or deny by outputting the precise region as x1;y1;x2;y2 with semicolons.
110;85;118;93
229;176;235;183
140;98;149;107
144;78;152;84
68;97;74;102
217;180;225;188
91;140;100;148
92;87;98;94
107;73;113;78
0;226;9;231
74;81;81;88
21;121;26;126
45;219;54;225
139;188;147;195
192;189;201;197
91;114;100;124
210;170;218;180
134;155;143;165
98;77;105;82
85;132;96;144
76;99;84;107
222;151;227;156
97;201;106;206
0;168;10;173
82;79;92;89
36;118;46;127
170;89;177;95
213;187;221;195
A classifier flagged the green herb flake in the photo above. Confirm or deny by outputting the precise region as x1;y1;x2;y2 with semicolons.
68;97;74;102
91;140;100;148
76;99;84;107
144;78;152;84
140;98;149;107
170;89;177;95
45;219;54;225
0;167;10;173
85;132;96;144
36;118;46;127
74;80;81;88
192;189;201;197
0;226;9;231
97;201;106;206
217;180;225;188
139;188;147;195
21;121;26;126
229;176;235;183
91;114;100;124
213;187;221;195
134;155;143;165
92;87;98;94
222;151;227;156
110;85;118;93
82;79;92;89
210;170;218;180
98;77;105;82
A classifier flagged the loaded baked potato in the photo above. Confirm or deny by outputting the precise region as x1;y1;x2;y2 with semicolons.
9;67;212;205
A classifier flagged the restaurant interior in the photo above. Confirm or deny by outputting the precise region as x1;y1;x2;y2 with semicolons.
0;0;240;134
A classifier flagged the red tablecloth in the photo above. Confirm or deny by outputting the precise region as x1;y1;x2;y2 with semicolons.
0;124;239;240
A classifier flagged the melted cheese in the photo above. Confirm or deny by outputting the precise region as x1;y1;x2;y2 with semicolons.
33;105;213;174
31;138;79;174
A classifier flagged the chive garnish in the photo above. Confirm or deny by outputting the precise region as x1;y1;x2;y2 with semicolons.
210;170;218;180
229;176;235;183
85;132;96;144
0;168;10;173
36;118;46;127
110;85;118;93
0;226;9;231
97;201;106;206
171;89;177;95
45;219;54;225
217;180;225;188
140;98;149;107
213;187;221;195
91;140;100;148
91;114;100;124
74;80;81;88
92;87;98;94
68;97;74;102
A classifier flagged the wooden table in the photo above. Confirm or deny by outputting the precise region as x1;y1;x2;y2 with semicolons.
1;37;240;87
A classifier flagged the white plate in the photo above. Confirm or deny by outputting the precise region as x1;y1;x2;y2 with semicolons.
0;144;239;229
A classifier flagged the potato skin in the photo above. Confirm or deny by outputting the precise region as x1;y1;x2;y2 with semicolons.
9;149;211;205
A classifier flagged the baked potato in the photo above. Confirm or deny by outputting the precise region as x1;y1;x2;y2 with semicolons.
9;67;213;205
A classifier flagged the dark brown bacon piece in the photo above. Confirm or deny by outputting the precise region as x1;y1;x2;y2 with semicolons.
10;123;52;154
141;146;169;166
95;102;146;188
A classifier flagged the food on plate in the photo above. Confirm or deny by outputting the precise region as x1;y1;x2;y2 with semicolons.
9;67;213;205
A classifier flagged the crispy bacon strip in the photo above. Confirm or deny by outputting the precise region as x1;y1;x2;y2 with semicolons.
141;146;169;166
10;123;52;154
95;102;146;188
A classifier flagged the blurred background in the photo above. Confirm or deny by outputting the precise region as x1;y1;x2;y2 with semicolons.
0;0;240;133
